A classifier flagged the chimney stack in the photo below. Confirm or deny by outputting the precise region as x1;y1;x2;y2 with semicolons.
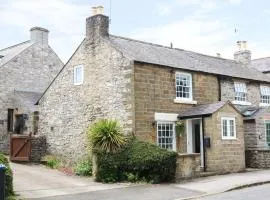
234;41;251;64
86;6;109;41
30;27;49;46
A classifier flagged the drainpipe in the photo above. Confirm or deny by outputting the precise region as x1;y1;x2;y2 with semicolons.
202;116;206;172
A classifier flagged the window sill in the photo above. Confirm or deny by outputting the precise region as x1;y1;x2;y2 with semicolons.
174;99;197;105
232;101;251;106
259;103;270;107
74;82;83;86
222;137;237;140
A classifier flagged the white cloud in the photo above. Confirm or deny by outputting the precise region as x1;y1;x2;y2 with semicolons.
0;0;91;62
155;3;172;16
130;15;237;59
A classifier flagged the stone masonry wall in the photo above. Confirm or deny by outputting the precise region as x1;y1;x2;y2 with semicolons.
243;120;257;150
176;153;201;180
204;104;245;172
134;62;219;151
38;38;134;162
0;43;63;152
246;150;270;168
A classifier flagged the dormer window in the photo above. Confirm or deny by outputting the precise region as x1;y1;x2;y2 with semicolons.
0;55;3;60
260;86;270;106
234;82;247;102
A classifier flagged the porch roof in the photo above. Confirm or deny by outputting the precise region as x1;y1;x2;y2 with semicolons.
178;101;228;119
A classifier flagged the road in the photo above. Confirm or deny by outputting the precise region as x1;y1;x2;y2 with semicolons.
33;184;202;200
197;184;270;200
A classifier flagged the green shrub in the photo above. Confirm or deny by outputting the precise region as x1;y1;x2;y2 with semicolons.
95;139;177;183
88;119;127;153
42;155;61;169
0;153;14;197
74;158;92;176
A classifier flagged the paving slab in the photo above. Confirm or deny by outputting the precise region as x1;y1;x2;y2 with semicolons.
174;169;270;199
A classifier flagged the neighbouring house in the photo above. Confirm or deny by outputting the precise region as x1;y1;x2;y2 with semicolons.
37;7;270;177
0;27;63;153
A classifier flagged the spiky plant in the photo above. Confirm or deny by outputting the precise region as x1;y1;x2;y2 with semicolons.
88;119;127;153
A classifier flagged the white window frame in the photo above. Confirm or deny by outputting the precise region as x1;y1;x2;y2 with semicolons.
265;120;270;147
221;117;236;140
260;86;270;106
156;121;176;151
73;65;84;85
234;82;247;102
175;72;197;104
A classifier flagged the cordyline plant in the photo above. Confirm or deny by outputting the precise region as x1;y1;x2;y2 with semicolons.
88;119;127;153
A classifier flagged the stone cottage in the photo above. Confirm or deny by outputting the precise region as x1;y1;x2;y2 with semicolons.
37;7;270;176
0;27;63;153
219;43;270;168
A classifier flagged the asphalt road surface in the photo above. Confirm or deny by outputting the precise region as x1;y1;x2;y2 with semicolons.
33;184;202;200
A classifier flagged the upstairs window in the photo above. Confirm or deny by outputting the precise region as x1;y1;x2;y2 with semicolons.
176;72;192;100
260;86;270;105
74;65;84;85
266;121;270;147
234;82;247;102
221;117;236;140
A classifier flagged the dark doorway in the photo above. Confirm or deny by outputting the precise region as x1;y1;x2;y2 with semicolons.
7;109;14;132
194;123;201;153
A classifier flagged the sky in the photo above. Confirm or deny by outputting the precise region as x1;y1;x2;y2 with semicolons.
1;0;270;63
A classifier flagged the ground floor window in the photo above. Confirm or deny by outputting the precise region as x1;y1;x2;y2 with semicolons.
157;122;176;150
266;121;270;147
221;117;236;139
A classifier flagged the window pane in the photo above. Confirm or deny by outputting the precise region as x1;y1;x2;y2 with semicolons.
230;120;234;137
176;73;192;99
223;120;227;137
157;122;175;150
266;122;270;146
234;82;247;101
74;65;83;84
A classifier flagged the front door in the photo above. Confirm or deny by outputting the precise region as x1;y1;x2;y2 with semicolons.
194;124;201;153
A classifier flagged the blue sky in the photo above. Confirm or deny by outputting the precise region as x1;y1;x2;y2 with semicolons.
1;0;270;62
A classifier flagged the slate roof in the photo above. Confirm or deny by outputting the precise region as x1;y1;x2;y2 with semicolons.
250;57;270;73
13;90;42;111
178;101;230;119
0;41;33;67
109;35;270;83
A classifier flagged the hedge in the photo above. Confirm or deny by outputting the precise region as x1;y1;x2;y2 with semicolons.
0;153;14;197
95;139;177;183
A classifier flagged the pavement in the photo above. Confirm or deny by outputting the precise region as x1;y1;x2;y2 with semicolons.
195;183;270;200
11;162;270;200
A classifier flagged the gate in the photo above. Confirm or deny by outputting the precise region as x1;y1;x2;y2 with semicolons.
10;134;31;161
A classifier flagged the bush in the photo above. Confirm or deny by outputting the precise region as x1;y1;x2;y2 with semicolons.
0;153;14;197
95;139;177;183
42;155;61;169
88;119;127;153
74;158;92;176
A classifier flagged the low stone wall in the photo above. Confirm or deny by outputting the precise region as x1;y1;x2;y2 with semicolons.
176;153;201;180
30;135;47;162
0;133;10;153
246;150;270;168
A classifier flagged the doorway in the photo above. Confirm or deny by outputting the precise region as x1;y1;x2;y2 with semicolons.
186;118;204;167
